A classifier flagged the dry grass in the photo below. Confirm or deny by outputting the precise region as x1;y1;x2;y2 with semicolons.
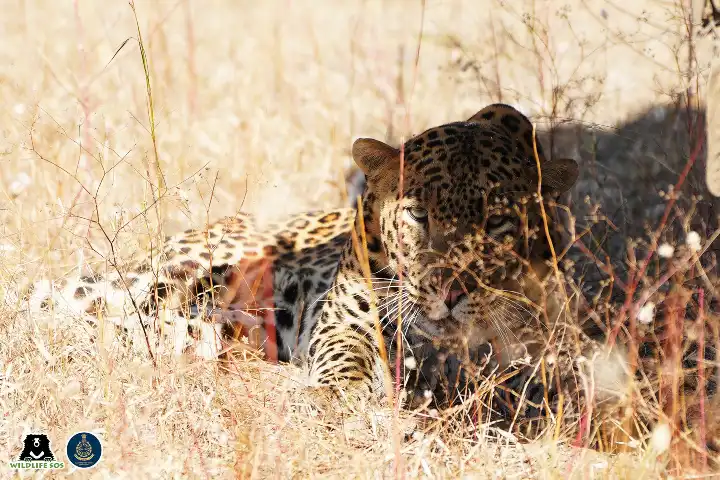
1;0;719;477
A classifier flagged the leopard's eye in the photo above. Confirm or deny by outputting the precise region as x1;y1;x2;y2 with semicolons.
486;215;515;236
486;215;505;228
405;206;429;223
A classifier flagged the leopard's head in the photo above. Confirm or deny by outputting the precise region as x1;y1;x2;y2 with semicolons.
352;104;578;347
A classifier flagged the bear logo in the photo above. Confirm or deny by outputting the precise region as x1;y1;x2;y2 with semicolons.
17;434;56;462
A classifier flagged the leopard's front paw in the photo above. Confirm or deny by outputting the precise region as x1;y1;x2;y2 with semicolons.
314;383;376;413
306;384;342;414
289;384;358;427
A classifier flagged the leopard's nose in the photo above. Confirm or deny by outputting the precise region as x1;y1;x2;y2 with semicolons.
444;289;466;310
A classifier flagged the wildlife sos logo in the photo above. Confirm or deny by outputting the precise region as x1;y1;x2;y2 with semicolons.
9;433;65;470
66;432;102;469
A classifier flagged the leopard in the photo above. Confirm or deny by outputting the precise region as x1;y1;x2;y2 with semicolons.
31;103;621;419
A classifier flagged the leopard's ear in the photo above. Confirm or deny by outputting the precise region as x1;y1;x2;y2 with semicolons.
539;158;579;195
467;103;530;124
352;138;400;176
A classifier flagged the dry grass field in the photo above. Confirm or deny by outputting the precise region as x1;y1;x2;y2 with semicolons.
1;0;720;478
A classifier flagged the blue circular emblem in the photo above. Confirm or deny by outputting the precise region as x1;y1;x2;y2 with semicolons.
66;432;102;469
